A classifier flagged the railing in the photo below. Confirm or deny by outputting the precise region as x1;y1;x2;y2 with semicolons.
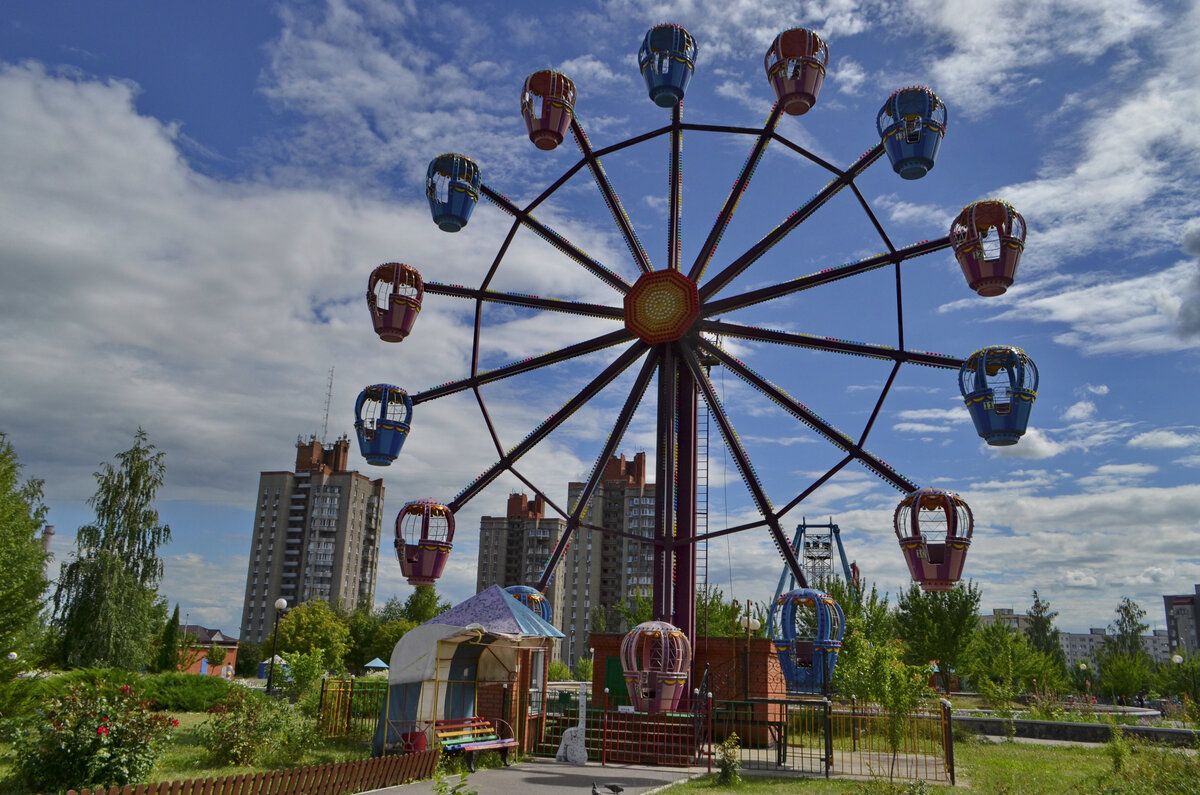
319;677;389;740
532;689;954;785
67;751;439;795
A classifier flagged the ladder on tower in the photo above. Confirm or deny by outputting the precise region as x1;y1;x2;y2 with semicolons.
695;396;710;595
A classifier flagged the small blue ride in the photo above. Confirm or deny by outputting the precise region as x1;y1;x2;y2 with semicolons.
354;384;412;465
877;86;947;180
426;153;481;232
638;24;697;107
958;345;1038;446
504;585;552;622
771;588;845;695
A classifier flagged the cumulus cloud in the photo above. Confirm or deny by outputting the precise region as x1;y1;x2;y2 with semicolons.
1061;401;1096;422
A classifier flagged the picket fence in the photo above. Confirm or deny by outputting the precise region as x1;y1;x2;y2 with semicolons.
66;748;439;795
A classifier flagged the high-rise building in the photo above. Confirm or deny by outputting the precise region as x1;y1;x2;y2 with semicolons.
476;492;566;627
557;453;655;666
239;436;385;644
1164;585;1200;656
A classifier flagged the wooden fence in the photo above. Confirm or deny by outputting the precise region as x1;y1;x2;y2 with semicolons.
67;749;439;795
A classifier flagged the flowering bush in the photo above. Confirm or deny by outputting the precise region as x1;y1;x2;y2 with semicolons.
12;680;175;792
197;687;285;766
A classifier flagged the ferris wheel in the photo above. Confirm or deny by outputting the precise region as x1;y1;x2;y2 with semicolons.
352;24;1040;651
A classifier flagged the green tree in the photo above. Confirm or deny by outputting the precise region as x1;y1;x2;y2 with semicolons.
695;585;747;638
895;580;981;692
1026;590;1068;669
402;585;450;624
825;577;895;643
0;432;49;717
342;606;414;672
207;642;228;667
52;429;171;669
967;621;1038;739
1099;650;1151;702
234;639;264;678
154;604;182;673
270;599;350;671
1104;597;1149;658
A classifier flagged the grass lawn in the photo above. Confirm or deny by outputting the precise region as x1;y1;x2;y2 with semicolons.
0;711;371;794
659;736;1200;794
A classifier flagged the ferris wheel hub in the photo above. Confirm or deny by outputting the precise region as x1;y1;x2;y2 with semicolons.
623;269;700;344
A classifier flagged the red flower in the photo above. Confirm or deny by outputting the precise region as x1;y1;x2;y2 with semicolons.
171;718;179;726
97;725;109;736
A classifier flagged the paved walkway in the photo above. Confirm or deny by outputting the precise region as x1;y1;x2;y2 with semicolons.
362;758;707;795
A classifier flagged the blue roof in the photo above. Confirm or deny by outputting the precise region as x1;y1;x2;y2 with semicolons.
427;584;565;638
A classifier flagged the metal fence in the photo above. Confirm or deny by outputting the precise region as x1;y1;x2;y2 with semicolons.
319;678;389;740
534;688;954;785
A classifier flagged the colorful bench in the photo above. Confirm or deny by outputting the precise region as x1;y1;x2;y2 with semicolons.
434;717;517;772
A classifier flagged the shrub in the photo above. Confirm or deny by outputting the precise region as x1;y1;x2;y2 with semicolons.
11;680;176;792
139;671;234;711
547;660;572;681
716;731;742;786
35;667;140;699
197;687;286;766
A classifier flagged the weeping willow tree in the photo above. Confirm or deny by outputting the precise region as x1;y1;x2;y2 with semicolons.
52;429;171;669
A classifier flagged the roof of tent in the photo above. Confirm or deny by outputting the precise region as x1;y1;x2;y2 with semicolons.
427;584;565;639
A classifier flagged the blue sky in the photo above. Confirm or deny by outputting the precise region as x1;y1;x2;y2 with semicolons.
3;0;1199;639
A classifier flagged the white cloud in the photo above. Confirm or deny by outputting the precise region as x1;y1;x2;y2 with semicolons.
1061;401;1096;422
1128;429;1199;449
558;54;631;87
834;57;866;95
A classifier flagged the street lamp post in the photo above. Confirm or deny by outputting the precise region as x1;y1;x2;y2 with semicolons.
266;597;288;695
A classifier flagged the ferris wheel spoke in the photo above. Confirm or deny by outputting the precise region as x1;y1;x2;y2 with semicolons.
676;341;807;589
697;142;885;302
535;349;662;591
687;103;785;284
702;235;953;317
411;329;635;406
425;281;625;320
697;338;917;494
699;319;965;369
448;340;650;512
570;117;655;274
776;455;854;518
481;185;631;293
668;102;682;272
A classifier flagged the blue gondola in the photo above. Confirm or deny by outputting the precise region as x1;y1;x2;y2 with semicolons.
354;384;413;465
504;585;552;622
426;154;481;232
876;86;947;180
771;588;844;694
958;346;1038;446
638;24;697;107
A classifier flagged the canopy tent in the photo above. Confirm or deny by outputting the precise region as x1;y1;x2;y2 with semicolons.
364;657;389;669
373;585;564;756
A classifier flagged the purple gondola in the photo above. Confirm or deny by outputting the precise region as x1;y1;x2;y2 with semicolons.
894;487;973;592
764;28;829;115
367;263;423;343
521;70;577;151
395;499;455;586
619;620;691;713
951;199;1026;296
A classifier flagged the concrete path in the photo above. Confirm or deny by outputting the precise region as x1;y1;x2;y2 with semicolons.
361;758;707;795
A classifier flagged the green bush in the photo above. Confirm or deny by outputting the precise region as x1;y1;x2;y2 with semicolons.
197;688;285;766
717;731;742;786
35;667;140;699
11;680;176;792
547;660;572;681
139;672;235;711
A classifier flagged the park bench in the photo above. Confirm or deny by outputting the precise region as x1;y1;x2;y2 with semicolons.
434;716;517;771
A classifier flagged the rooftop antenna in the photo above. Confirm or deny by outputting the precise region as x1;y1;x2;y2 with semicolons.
321;366;334;443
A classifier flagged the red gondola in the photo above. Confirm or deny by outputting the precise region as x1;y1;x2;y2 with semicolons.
951;199;1026;296
367;263;423;343
395;499;454;586
521;70;577;151
894;488;973;591
764;28;829;115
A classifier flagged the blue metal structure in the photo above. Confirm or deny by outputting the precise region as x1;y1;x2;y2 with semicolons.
768;518;855;637
504;585;552;622
638;24;697;108
771;588;845;694
426;154;481;233
354;384;412;465
958;346;1038;446
877;86;947;180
